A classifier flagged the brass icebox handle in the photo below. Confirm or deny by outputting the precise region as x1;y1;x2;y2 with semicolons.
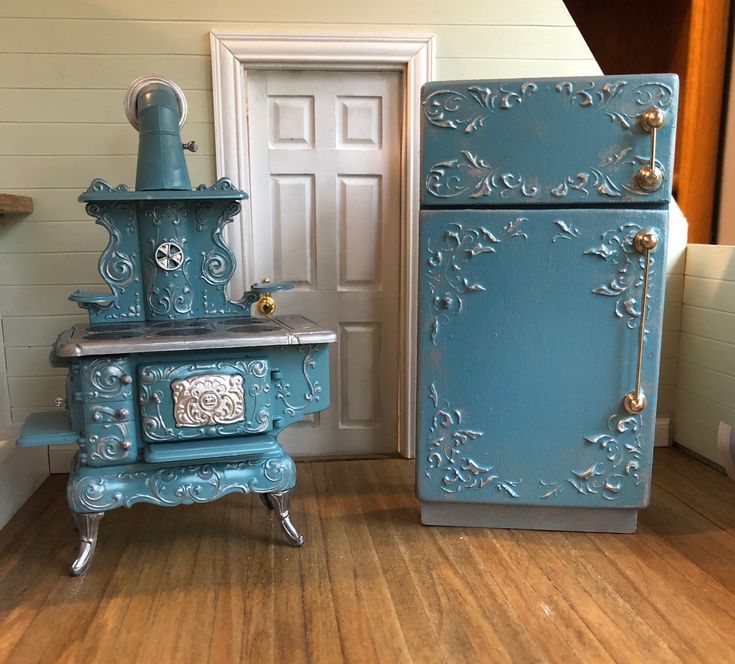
636;108;665;192
623;229;659;414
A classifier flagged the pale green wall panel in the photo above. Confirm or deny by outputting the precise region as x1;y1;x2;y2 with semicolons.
0;20;594;60
684;243;735;281
0;54;213;90
2;316;88;348
683;277;735;314
11;407;55;422
0;253;99;286
9;377;66;408
0;90;214;123
0;0;601;416
675;415;719;461
435;58;601;80
665;274;685;303
681;305;735;346
677;362;735;406
0;124;214;157
0;155;215;190
5;347;66;378
0;222;107;254
0;190;106;222
661;330;681;362
680;334;735;376
0;1;577;25
0;286;101;317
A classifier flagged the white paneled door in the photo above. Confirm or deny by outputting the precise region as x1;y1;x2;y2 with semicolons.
246;70;402;456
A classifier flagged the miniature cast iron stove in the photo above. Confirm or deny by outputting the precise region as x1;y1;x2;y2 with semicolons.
17;76;336;575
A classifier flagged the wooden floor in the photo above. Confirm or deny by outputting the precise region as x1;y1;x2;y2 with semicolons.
1;448;735;663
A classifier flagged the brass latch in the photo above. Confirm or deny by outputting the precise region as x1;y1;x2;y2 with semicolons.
623;229;659;414
256;278;277;317
635;108;665;192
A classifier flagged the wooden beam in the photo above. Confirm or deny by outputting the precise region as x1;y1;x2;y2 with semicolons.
676;0;732;243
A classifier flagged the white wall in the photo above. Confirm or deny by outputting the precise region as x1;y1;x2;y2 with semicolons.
659;203;688;426
674;244;735;462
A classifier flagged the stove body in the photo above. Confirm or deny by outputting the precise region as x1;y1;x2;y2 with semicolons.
17;76;335;574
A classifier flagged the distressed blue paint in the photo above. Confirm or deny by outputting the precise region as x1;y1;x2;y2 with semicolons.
17;337;330;508
417;209;666;508
16;76;333;562
66;445;296;513
417;74;678;529
421;74;678;207
71;178;286;324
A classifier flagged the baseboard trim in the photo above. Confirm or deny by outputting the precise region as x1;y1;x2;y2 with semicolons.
655;417;671;447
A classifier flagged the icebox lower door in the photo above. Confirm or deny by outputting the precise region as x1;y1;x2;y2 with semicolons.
416;208;667;508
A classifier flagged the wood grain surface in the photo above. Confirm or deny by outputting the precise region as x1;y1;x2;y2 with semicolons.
0;194;32;215
1;448;734;663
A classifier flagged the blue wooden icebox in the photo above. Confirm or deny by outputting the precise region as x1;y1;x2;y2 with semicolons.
416;74;679;532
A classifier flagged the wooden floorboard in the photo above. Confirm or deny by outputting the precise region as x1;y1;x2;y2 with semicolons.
1;448;734;663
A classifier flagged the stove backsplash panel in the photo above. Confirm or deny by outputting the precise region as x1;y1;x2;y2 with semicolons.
78;184;261;325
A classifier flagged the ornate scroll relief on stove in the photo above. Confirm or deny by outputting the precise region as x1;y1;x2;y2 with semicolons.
16;74;336;576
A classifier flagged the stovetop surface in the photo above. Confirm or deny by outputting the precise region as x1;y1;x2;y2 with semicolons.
54;315;336;357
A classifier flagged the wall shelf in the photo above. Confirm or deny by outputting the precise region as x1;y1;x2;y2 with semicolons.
0;194;33;216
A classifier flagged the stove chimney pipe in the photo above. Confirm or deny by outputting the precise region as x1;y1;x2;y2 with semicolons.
124;76;192;191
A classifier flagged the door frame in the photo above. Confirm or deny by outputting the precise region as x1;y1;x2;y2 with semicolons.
210;31;435;458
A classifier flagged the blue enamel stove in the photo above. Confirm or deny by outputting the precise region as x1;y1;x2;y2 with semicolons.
17;76;336;575
416;74;679;533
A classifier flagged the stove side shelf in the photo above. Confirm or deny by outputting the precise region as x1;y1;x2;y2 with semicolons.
17;411;78;447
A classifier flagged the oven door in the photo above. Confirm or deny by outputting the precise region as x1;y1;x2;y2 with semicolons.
138;358;272;442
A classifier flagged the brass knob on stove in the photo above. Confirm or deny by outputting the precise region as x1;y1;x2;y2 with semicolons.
256;278;277;317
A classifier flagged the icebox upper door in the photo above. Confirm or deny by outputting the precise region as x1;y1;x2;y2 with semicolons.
420;74;678;207
416;208;667;508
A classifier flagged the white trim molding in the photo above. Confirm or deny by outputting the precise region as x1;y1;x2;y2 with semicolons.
210;31;435;458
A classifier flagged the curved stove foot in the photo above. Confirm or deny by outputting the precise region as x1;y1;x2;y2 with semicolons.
70;512;104;576
268;490;304;547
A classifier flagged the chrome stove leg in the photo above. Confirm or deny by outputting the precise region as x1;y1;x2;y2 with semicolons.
268;490;304;547
70;512;104;576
